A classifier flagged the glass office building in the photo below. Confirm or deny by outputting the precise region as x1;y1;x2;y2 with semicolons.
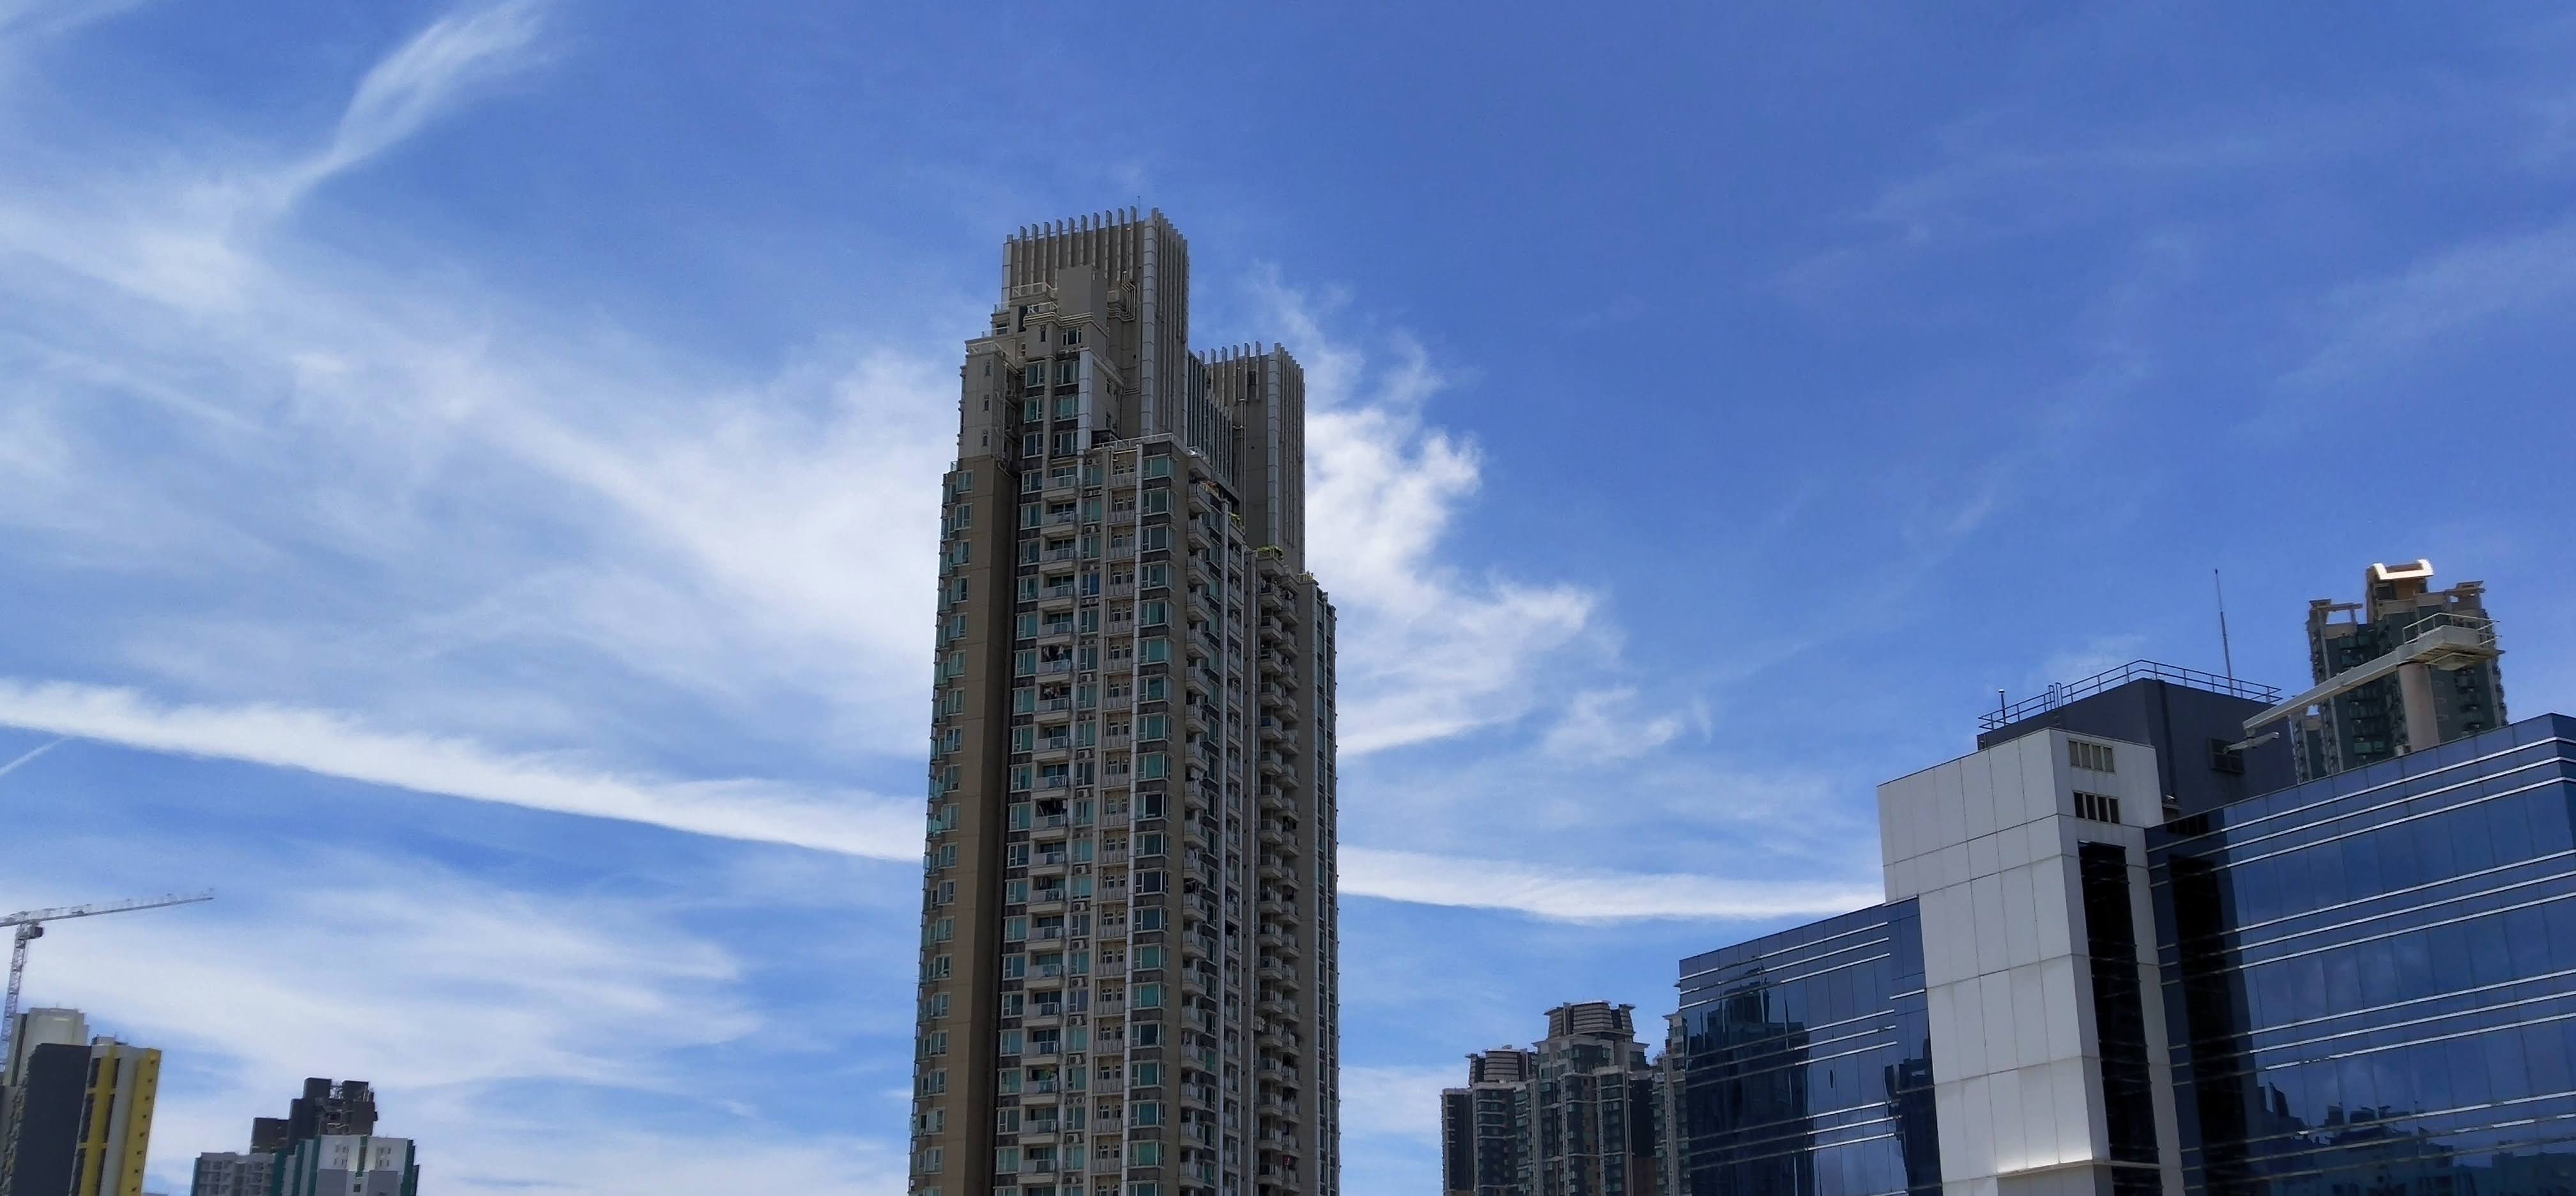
1660;655;2576;1196
2153;714;2576;1196
1669;901;1941;1196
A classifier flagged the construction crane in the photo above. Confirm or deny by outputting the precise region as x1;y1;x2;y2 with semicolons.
1;893;213;1073
0;893;211;1194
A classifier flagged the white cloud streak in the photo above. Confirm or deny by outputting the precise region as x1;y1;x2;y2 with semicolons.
0;735;61;780
0;681;919;859
0;682;1859;922
1340;847;1879;923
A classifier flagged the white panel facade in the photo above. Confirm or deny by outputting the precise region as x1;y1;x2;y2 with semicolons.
1876;729;2183;1196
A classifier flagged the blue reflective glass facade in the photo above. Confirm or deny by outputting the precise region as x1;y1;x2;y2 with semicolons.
1673;901;1940;1196
2152;714;2576;1196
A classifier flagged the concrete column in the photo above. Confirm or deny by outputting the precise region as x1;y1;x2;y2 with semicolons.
2398;663;2439;752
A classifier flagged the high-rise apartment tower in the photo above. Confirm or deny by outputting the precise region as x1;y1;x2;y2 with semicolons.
1441;1002;1660;1196
912;210;1341;1196
2282;559;2506;781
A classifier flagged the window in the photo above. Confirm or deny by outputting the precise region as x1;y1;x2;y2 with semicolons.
1131;1061;1162;1084
1137;714;1167;741
2074;791;2122;824
995;1147;1021;1175
1138;601;1169;626
1135;946;1163;969
1144;456;1172;479
1022;432;1043;457
2210;737;2246;776
1024;364;1046;388
1056;360;1078;386
1141;488;1170;514
1063;328;1081;346
1128;1142;1161;1166
2070;739;2116;772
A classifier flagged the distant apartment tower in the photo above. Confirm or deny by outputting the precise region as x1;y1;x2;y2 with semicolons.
0;1008;160;1196
272;1135;417;1196
911;210;1342;1196
1442;1047;1531;1196
2288;560;2506;780
187;1152;272;1196
250;1078;377;1154
1441;1002;1660;1196
193;1077;401;1196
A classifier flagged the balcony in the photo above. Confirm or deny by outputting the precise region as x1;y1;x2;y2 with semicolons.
1256;819;1295;848
1257;926;1299;956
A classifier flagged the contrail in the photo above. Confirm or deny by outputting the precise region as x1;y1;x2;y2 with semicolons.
0;738;65;782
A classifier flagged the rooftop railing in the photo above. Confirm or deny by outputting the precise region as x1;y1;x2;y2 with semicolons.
1979;659;2281;733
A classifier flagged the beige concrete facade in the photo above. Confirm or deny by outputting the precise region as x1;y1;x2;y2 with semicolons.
914;210;1339;1196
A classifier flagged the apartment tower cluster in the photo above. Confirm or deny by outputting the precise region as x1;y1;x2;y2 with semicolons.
912;211;1341;1196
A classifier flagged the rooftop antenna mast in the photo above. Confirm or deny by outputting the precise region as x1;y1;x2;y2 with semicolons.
2214;569;2237;683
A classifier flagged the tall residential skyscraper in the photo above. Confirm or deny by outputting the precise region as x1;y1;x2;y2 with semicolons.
913;210;1341;1196
2288;559;2506;781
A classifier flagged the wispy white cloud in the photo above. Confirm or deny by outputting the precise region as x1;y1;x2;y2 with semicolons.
1341;847;1878;923
281;1;548;204
0;0;959;756
1542;687;1698;762
2281;218;2576;391
0;838;909;1195
1255;275;1598;753
0;0;144;43
0;681;919;858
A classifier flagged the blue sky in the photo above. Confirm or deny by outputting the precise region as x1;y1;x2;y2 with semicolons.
3;2;2573;1192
